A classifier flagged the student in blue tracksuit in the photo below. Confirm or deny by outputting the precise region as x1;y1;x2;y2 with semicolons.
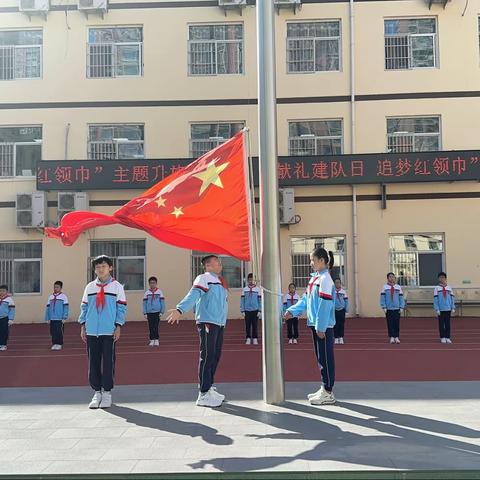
167;255;228;408
45;281;69;351
240;273;262;345
283;282;300;344
79;255;127;410
284;247;336;406
333;278;349;344
0;284;15;351
380;272;405;344
434;272;455;344
143;276;165;347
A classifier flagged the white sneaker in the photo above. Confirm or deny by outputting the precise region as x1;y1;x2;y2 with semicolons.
309;388;336;406
390;337;395;344
0;345;7;351
288;339;293;344
293;339;298;344
339;338;344;344
395;337;401;344
446;338;452;344
441;338;446;344
307;386;324;400
334;338;339;344
88;391;102;409
154;339;160;346
57;345;63;350
196;390;222;408
209;387;225;402
148;340;155;347
245;338;251;345
99;391;112;409
253;338;258;345
51;344;57;350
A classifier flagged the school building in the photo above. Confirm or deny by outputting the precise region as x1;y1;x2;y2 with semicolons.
1;0;480;323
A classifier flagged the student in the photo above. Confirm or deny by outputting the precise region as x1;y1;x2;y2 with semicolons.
434;272;455;344
333;278;349;344
167;255;228;408
79;255;127;409
284;248;336;406
44;281;69;351
380;272;405;344
143;276;165;347
0;285;14;352
283;283;300;344
240;273;262;345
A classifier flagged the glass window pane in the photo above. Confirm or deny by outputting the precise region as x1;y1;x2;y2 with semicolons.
14;260;40;293
116;44;141;76
0;126;42;143
0;30;42;46
418;253;443;286
14;46;41;78
118;143;144;159
220;257;242;288
315;39;339;71
15;144;40;176
117;258;144;291
411;35;435;68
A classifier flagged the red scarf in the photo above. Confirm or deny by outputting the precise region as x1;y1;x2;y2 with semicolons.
149;288;157;303
388;283;395;300
336;288;341;300
290;293;295;305
96;281;109;310
219;275;229;290
52;292;61;307
441;284;447;299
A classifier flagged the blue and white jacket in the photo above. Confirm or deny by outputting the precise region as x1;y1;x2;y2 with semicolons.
380;283;405;310
143;288;165;315
177;272;228;327
283;292;300;315
78;277;127;336
44;293;69;321
433;284;455;312
286;269;335;332
240;284;262;312
0;295;15;321
334;288;349;313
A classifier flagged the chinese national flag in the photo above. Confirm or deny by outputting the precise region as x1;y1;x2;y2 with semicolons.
45;132;251;261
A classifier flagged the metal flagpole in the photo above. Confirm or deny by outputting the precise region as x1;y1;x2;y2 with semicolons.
257;0;285;404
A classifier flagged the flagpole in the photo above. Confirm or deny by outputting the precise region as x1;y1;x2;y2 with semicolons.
257;0;285;404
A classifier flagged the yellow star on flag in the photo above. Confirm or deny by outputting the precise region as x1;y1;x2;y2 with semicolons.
193;159;230;196
154;195;166;208
171;206;184;219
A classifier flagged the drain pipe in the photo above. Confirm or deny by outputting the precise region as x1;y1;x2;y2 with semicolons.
64;123;71;160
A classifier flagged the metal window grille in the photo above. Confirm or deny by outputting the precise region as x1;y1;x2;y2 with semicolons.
386;117;440;153
288;121;343;156
191;251;244;289
0;143;14;177
88;125;144;160
0;45;41;80
287;36;340;73
190;122;244;158
87;42;143;78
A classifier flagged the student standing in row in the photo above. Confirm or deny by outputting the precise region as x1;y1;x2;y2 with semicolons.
434;272;455;344
240;273;262;345
143;276;165;347
283;283;300;344
380;272;405;344
333;278;349;344
44;281;69;351
0;285;14;352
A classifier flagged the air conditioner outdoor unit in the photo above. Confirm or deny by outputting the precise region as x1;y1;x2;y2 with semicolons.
57;192;88;224
274;0;301;6
19;0;49;13
279;188;296;225
427;0;450;8
218;0;248;5
78;0;108;12
16;192;46;229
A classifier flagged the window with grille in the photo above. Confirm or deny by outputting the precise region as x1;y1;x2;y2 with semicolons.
87;27;143;78
289;120;343;156
287;21;341;73
88;124;144;160
0;30;42;80
384;18;437;70
0;242;42;294
190;122;244;158
0;126;42;177
389;234;444;287
191;251;244;289
89;240;145;291
188;24;243;76
386;117;440;153
291;236;346;289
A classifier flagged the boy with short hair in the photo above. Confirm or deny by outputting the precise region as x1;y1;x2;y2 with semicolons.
434;272;455;344
240;273;262;345
380;272;405;344
79;255;127;409
0;285;14;351
283;282;300;344
143;276;165;347
45;280;69;350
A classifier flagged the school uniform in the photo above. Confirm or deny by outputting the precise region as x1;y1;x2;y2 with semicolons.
434;284;455;340
44;292;69;346
283;292;300;339
333;288;349;339
176;272;228;394
78;277;127;392
286;269;336;392
143;288;165;341
0;294;15;347
380;283;405;339
240;284;262;340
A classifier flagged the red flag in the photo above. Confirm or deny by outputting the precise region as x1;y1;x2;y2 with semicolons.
45;132;251;261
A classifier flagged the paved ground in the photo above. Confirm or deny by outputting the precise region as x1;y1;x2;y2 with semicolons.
0;381;479;475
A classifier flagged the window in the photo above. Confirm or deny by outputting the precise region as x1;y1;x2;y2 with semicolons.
87;27;143;78
0;126;42;177
389;234;444;287
188;24;243;75
88;124;144;160
387;117;440;153
0;242;42;294
291;236;346;288
190;122;244;158
287;21;341;73
90;240;145;291
0;30;42;80
191;251;244;289
289;120;342;156
384;18;437;70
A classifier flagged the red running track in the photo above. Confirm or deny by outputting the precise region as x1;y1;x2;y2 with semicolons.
0;317;479;388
